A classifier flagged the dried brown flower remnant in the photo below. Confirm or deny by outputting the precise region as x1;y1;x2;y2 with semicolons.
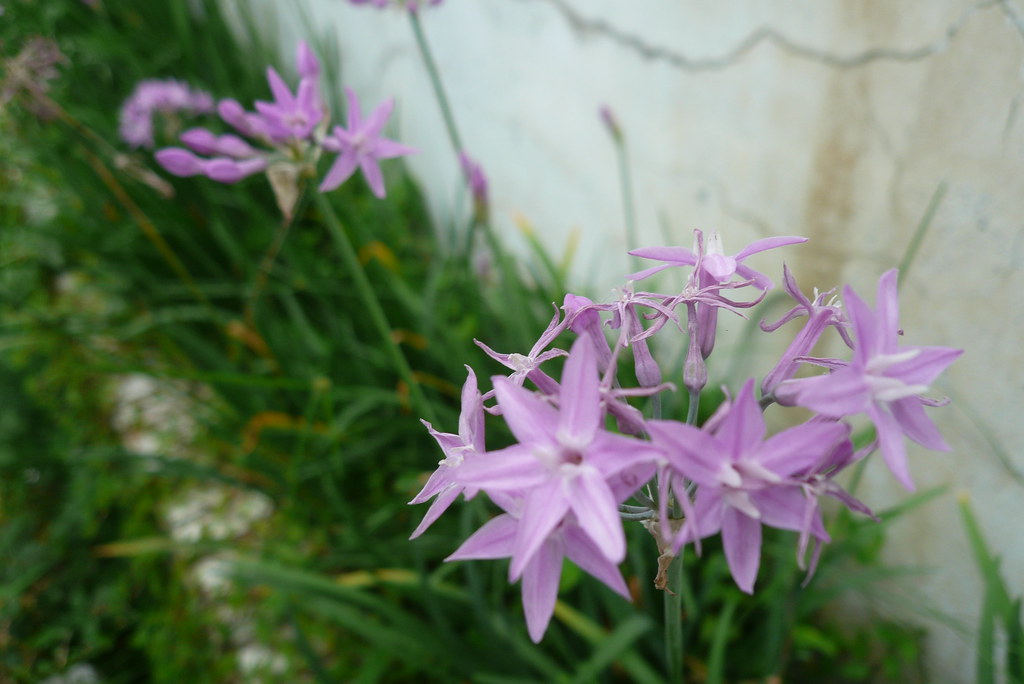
1;37;67;119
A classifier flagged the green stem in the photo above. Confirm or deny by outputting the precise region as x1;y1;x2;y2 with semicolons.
898;180;947;287
246;189;306;328
315;193;437;424
664;554;685;682
615;139;640;260
686;389;700;426
409;11;464;155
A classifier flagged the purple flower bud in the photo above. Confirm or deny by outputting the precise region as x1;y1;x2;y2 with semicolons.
217;98;266;139
458;151;489;222
179;128;219;155
155;147;205;176
598;104;622;142
683;334;707;396
296;41;320;79
204;157;267;183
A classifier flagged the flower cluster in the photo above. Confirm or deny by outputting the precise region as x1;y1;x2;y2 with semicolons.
118;79;215;149
410;229;961;642
145;42;415;216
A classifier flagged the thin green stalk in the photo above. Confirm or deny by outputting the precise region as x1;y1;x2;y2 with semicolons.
315;193;437;424
664;555;685;682
686;389;700;425
408;11;464;155
615;140;639;258
898;180;947;287
245;189;306;328
478;215;533;341
409;11;536;342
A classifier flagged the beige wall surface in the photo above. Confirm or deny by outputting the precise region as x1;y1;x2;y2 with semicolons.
258;1;1024;680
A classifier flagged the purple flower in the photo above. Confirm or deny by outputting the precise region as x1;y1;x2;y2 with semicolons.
408;366;487;539
475;305;569;398
779;269;962;490
456;336;660;579
759;264;853;398
318;88;417;198
648;379;849;593
629;231;807;289
253;65;323;142
154;42;324;186
119;79;214;148
630;230;806;358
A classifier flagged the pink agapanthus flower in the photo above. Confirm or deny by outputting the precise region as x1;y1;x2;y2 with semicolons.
318;88;417;198
648;379;849;593
455;336;660;580
779;269;962;491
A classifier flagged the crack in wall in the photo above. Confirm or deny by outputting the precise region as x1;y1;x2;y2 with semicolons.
530;0;1001;71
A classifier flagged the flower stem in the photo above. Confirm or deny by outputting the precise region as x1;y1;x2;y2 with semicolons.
614;138;640;259
408;11;464;155
315;193;437;425
664;554;685;682
245;188;306;328
686;389;700;426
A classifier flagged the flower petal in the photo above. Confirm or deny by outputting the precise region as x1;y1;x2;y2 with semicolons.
756;421;848;476
409;485;462;539
734;235;808;261
359;157;386;198
718;380;765;457
455;444;547;491
885;346;963;386
646;420;724;486
787;368;871;418
874;269;900;354
373;137;418;159
510;480;569;581
889;397;950;451
446;513;518;561
563;524;630;599
318;149;359;192
363;98;395;139
557;336;600;449
521;538;563;643
721;507;762;594
493;377;559;446
567;467;625;563
867;403;915;491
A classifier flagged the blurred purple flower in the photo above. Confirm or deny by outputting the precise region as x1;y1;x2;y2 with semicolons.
318;88;417;198
458;151;489;222
119;79;214;148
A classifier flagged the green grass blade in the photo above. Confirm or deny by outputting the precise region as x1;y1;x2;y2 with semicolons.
566;614;651;684
553;601;662;684
706;594;738;684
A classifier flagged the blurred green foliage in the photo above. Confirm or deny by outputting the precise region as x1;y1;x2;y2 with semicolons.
0;1;955;682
